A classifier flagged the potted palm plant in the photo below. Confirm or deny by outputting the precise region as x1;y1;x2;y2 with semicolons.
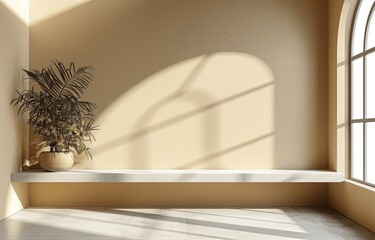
11;60;97;171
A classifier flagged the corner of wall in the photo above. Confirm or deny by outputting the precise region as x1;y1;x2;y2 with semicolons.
0;0;30;221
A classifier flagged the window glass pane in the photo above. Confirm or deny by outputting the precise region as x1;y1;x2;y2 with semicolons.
366;52;375;117
352;58;363;119
352;123;364;181
367;9;375;49
366;123;375;184
352;0;375;56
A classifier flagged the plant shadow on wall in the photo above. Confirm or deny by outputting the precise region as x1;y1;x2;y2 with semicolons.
30;0;327;169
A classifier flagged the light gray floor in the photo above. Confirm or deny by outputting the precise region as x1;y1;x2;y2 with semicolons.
0;207;374;240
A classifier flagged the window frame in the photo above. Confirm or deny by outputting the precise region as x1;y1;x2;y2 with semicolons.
350;0;375;187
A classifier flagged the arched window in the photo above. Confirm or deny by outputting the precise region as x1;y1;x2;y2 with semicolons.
351;0;375;186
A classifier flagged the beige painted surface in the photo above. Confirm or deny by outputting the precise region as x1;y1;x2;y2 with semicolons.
0;0;29;220
328;0;344;172
332;0;356;175
30;0;329;170
29;0;90;26
329;181;375;232
30;183;327;207
328;0;375;233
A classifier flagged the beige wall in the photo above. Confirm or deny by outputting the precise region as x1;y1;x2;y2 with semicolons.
328;0;375;233
27;0;330;207
0;0;29;220
30;183;327;208
329;0;353;175
30;0;329;170
328;0;343;172
330;181;375;232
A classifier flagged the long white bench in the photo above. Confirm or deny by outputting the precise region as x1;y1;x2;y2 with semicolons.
11;169;344;183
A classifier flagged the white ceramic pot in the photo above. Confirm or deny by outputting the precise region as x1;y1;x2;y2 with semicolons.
39;151;74;172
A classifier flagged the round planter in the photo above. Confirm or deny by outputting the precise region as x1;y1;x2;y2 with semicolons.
39;151;74;172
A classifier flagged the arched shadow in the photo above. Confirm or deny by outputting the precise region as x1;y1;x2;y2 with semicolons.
128;55;221;168
30;0;328;170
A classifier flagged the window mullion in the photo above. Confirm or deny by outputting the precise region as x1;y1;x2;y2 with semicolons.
351;118;375;123
363;2;375;183
351;46;375;60
364;2;375;50
363;46;367;182
363;55;366;182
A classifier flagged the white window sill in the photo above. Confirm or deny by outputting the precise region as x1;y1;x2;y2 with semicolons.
11;169;344;183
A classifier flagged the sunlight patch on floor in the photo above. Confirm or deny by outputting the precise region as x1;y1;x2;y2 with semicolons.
1;208;374;240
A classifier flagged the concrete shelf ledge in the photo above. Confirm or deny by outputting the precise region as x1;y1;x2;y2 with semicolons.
11;169;344;183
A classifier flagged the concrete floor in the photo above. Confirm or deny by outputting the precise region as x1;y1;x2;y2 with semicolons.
0;207;374;240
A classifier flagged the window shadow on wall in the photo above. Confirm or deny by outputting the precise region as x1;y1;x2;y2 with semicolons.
29;0;328;170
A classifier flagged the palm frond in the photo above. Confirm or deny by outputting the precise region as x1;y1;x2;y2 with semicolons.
11;60;98;159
